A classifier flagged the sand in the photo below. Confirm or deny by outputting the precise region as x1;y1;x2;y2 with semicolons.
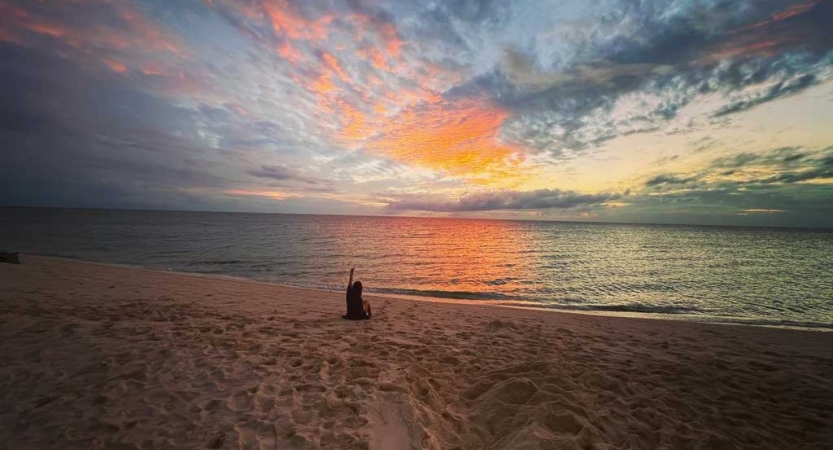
1;256;832;450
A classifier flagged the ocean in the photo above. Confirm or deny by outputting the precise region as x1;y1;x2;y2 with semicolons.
2;207;832;329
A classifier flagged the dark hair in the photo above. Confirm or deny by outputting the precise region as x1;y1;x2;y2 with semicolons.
352;280;363;291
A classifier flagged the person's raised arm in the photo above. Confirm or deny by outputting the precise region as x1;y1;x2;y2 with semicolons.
347;267;355;291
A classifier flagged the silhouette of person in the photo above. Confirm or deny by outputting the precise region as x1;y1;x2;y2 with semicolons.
343;267;371;320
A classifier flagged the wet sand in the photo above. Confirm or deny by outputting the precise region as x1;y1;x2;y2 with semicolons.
1;255;832;449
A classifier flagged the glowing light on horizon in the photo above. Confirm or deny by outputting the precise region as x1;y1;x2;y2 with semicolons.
224;189;296;200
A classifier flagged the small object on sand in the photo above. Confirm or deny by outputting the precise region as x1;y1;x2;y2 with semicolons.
0;252;20;264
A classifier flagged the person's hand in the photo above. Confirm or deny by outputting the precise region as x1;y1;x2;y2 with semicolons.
350;267;355;273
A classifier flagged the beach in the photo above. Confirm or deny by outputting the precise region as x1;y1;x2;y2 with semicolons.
1;256;832;450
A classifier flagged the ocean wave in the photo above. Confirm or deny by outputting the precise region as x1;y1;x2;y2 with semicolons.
190;259;244;265
370;287;518;301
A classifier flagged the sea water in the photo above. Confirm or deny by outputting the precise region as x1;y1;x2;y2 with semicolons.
2;207;831;328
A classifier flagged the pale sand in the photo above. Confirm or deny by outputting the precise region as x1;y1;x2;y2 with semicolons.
1;256;832;450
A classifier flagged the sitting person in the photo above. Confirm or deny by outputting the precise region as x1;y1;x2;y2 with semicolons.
343;267;371;320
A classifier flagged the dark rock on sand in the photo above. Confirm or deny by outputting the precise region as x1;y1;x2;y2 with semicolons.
0;252;20;264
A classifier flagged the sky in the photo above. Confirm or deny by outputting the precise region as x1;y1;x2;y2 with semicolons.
1;0;832;227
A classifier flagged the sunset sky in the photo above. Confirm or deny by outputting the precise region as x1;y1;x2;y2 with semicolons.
1;0;832;227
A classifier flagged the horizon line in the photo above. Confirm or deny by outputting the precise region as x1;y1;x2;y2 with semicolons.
2;204;831;231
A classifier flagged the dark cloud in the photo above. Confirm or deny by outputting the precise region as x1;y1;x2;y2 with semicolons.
0;42;231;209
480;0;833;156
249;165;297;181
651;154;680;167
710;152;769;168
615;183;833;228
783;153;806;162
713;74;817;117
708;147;807;169
629;146;833;227
501;47;829;155
762;168;833;184
652;146;833;190
645;175;696;187
442;0;509;24
386;189;619;212
248;164;321;185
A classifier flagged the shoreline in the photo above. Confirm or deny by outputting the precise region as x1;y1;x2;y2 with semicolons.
2;254;832;449
19;253;833;332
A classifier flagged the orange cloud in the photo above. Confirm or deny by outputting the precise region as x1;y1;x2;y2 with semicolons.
27;22;66;38
1;0;184;72
364;99;524;181
108;1;184;56
0;3;70;41
224;189;294;200
242;1;521;183
293;54;495;181
263;0;332;41
358;46;391;71
321;52;350;83
104;58;128;74
336;98;368;141
712;39;779;60
259;0;407;75
703;0;824;64
262;0;335;62
227;103;249;116
141;65;164;76
379;22;403;57
277;40;302;63
748;0;822;29
309;72;338;94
